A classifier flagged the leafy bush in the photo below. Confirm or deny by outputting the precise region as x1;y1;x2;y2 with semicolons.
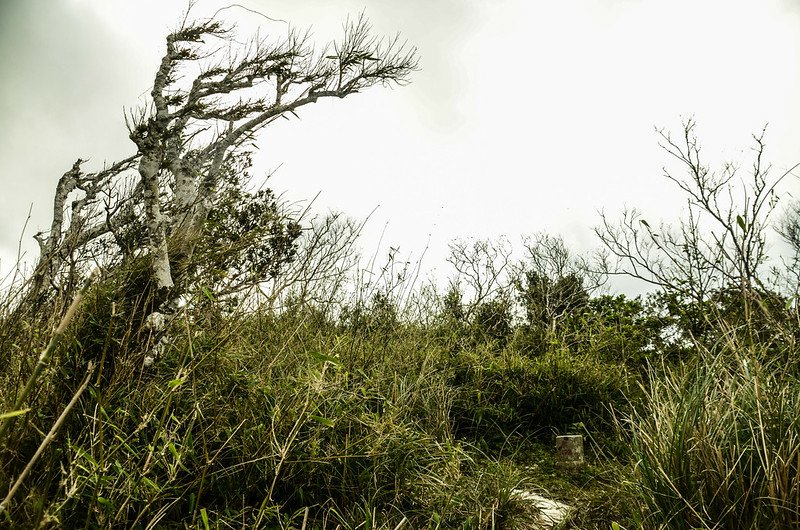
471;298;514;349
450;346;635;443
568;294;670;367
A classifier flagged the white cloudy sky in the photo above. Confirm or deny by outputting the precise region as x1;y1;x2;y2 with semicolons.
1;0;799;292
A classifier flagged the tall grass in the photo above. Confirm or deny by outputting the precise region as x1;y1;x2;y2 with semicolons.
0;268;554;528
628;339;800;529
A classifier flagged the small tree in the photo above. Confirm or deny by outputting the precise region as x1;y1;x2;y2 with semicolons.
445;238;512;321
511;233;599;352
443;238;515;350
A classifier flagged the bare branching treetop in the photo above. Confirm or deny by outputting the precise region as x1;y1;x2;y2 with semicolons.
28;12;417;308
596;119;798;311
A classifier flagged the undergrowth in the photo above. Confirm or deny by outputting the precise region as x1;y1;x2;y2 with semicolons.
1;243;798;529
0;270;636;529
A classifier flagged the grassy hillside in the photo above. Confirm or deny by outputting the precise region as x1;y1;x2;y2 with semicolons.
1;223;799;529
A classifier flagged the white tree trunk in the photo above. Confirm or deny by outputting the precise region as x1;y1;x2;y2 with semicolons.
140;155;173;291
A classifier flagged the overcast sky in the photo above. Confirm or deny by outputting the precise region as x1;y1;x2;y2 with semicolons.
1;0;799;293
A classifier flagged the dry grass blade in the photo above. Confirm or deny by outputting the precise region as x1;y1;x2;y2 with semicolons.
0;361;95;515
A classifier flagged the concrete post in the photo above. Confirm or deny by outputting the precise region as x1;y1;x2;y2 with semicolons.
556;434;584;466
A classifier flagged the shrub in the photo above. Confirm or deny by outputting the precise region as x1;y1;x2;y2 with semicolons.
450;347;635;443
1;285;553;528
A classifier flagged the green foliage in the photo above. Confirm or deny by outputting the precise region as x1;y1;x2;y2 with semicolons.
512;270;590;356
516;271;589;328
471;298;514;348
434;284;513;353
195;152;302;295
6;127;799;527
569;295;669;367
450;347;635;442
651;286;799;361
339;292;399;336
435;284;469;353
8;222;798;529
0;285;559;528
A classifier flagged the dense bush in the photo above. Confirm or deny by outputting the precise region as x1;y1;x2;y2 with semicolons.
450;346;635;442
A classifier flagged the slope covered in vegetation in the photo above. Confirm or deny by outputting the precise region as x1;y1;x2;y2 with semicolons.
2;9;800;530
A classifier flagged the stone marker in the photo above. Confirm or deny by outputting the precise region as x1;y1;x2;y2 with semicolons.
556;434;584;466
